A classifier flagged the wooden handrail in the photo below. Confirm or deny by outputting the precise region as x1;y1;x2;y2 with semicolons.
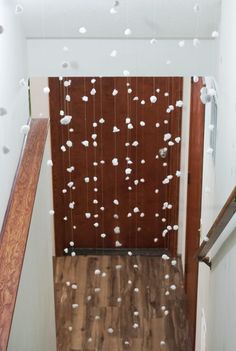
0;119;48;351
197;186;236;263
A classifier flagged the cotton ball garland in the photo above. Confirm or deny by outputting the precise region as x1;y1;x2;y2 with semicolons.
150;38;157;45
19;78;27;87
124;28;132;36
15;3;24;14
107;328;114;334
64;80;71;86
113;126;120;133
193;38;200;47
162;254;170;261
150;95;157;103
207;147;214;154
0;107;7;116
123;70;130;77
115;240;122;247
127;123;133;129
43;87;50;94
81;140;89;147
69;201;75;209
66;140;73;148
2;146;10;154
212;31;219;38
82;96;88;102
171;259;177;266
164;133;172;141
114;226;120;234
61;61;70;69
49;209;55;215
99;117;105;124
112;158;119;166
133;207;140;213
193;3;200;12
72;303;79;309
47;159;53;167
110;49;117;57
175;137;181;143
79;27;87;34
113;199;119;205
178;40;185;48
85;212;91;219
90;88;96;95
170;284;177;290
65;95;71;102
20;124;31;137
176;100;184;108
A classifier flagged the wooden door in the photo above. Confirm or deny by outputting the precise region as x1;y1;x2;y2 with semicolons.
49;77;182;255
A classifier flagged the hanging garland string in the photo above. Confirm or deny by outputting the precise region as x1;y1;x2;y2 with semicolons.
83;78;90;216
99;77;105;250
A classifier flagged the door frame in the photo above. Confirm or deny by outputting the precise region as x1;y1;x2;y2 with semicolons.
185;77;205;349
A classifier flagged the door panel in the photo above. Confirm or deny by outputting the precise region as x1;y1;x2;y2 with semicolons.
49;77;182;255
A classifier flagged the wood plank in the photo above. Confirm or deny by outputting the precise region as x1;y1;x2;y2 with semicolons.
54;255;191;351
0;119;49;351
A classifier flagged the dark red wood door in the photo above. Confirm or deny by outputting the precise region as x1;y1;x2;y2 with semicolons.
49;77;182;255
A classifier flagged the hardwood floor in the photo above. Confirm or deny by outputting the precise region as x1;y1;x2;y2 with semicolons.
54;255;191;351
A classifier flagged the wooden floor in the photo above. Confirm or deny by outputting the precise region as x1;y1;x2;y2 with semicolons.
54;255;191;351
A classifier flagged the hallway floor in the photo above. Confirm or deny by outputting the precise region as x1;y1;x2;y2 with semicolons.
54;255;191;351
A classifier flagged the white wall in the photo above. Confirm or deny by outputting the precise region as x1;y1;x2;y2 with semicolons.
8;134;57;351
27;38;218;77
0;0;29;230
196;0;236;350
30;77;50;119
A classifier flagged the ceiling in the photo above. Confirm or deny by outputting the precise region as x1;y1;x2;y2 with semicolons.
19;0;221;39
